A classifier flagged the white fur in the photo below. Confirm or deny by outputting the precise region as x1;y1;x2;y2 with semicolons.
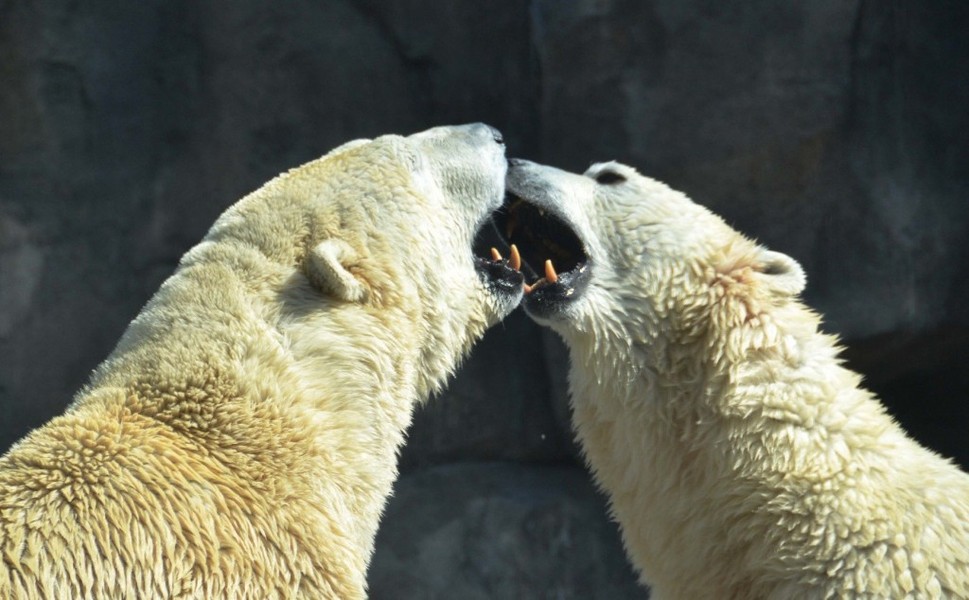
0;124;518;599
509;159;969;599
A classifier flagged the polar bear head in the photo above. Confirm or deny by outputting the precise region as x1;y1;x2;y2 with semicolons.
178;124;523;397
499;158;805;370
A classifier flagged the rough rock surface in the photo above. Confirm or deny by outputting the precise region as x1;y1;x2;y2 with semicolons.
1;1;967;596
369;462;646;599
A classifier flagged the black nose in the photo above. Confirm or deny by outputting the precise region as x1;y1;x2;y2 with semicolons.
467;122;503;145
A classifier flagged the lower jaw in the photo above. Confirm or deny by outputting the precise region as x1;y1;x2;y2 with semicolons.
522;293;575;321
520;266;590;318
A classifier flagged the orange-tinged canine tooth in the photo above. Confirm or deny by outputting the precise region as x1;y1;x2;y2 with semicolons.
528;278;547;294
523;282;533;294
545;259;559;283
490;247;502;261
509;244;522;271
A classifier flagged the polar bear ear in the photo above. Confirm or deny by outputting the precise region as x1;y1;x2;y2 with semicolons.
756;250;806;297
305;239;368;302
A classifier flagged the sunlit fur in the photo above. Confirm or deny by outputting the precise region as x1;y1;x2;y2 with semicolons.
510;159;969;599
0;124;517;599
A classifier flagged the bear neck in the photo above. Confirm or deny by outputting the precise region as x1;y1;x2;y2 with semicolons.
75;242;428;573
564;297;924;595
567;296;888;472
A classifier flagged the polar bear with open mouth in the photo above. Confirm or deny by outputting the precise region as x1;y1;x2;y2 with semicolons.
500;158;969;598
0;124;524;599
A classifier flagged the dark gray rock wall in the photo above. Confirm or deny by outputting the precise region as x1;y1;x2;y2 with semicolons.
370;463;645;599
2;1;967;596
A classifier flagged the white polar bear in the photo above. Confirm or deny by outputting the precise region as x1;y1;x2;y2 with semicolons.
500;158;969;599
0;124;524;599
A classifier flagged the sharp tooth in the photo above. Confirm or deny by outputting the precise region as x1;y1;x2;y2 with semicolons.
504;212;518;239
545;260;559;283
509;244;522;271
490;247;502;261
526;277;548;294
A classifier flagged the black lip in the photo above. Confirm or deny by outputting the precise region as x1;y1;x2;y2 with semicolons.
493;190;591;317
474;256;524;295
519;263;591;318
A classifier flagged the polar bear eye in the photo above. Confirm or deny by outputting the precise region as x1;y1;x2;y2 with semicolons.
594;170;626;185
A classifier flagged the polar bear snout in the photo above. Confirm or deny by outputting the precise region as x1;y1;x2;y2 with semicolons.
477;123;503;145
499;160;592;320
411;122;504;155
457;122;503;146
416;124;526;317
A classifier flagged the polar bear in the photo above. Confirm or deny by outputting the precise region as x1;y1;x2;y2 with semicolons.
0;124;524;599
500;158;969;598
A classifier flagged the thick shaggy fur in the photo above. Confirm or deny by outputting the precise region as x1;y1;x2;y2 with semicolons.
507;159;969;599
0;124;518;599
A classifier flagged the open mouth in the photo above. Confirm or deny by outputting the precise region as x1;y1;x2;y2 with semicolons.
492;192;591;315
473;216;525;299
